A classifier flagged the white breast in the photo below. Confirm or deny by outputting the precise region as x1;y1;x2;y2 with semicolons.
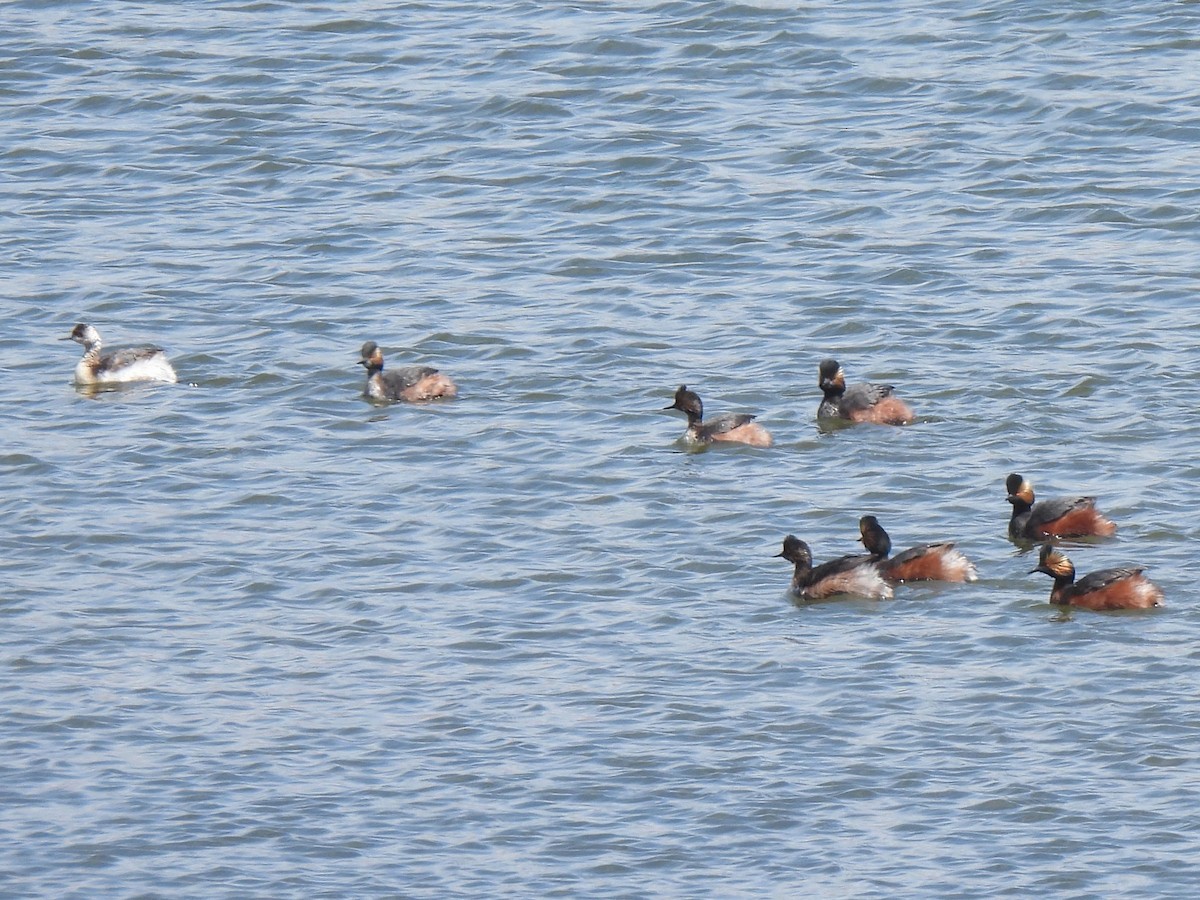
78;349;177;385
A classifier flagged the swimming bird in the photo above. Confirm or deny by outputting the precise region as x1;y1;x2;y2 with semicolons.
358;340;458;402
775;534;893;601
1029;544;1163;610
664;385;772;448
1005;473;1117;541
817;358;914;425
858;515;978;584
64;323;177;386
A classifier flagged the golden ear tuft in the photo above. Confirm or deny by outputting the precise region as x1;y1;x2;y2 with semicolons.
1043;551;1073;577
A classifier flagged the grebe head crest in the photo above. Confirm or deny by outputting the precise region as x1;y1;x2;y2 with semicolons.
818;358;844;391
66;323;100;347
664;385;703;418
1005;473;1034;507
1031;544;1075;580
774;535;812;566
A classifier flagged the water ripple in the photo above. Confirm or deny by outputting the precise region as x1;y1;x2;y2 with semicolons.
4;0;1200;896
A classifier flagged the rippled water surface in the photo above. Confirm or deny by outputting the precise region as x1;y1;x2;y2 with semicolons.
5;2;1200;896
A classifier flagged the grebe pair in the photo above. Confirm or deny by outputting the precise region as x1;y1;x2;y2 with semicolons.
64;324;457;403
776;517;978;602
664;359;914;448
1003;474;1159;610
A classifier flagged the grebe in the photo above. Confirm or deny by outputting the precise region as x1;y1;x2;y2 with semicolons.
858;515;978;584
1005;473;1117;541
775;535;892;601
817;358;914;425
1030;544;1163;610
65;323;177;386
359;341;458;402
664;385;772;448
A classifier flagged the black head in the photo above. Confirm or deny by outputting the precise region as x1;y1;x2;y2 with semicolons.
818;358;844;393
1005;473;1034;509
664;385;702;419
1030;543;1074;581
858;515;891;557
774;535;812;566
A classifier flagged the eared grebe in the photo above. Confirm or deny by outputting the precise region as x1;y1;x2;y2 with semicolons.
775;535;893;601
64;323;177;386
1005;473;1117;541
858;515;978;584
664;385;772;448
359;341;458;402
1030;544;1163;610
817;358;914;425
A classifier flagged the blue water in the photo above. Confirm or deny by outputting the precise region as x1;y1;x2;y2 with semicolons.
4;2;1200;896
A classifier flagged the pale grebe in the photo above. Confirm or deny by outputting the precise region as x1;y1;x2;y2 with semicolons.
65;323;177;386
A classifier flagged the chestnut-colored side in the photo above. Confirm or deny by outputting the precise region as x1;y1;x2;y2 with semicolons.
851;395;914;426
1058;574;1164;610
884;546;977;583
711;423;773;448
1034;506;1117;538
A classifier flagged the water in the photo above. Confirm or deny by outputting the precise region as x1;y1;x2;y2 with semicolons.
4;2;1200;896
